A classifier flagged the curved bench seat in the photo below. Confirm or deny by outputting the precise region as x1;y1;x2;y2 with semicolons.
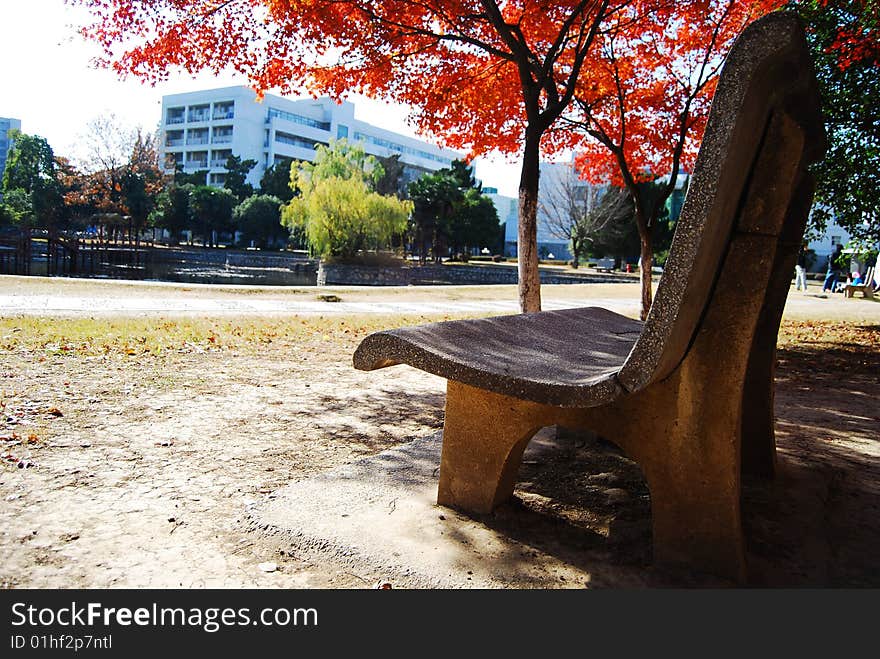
354;306;643;408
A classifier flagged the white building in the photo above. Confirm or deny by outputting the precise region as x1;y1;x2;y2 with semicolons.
158;87;459;188
485;162;579;261
0;117;22;193
807;217;852;272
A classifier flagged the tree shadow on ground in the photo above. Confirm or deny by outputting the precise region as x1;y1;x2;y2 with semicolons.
306;384;446;453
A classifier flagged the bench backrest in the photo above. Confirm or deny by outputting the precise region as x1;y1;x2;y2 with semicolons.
616;12;826;393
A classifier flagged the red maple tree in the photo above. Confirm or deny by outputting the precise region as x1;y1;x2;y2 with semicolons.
819;0;879;69
566;0;783;318
73;0;793;314
75;0;641;311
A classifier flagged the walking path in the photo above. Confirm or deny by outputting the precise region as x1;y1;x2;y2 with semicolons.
1;275;877;321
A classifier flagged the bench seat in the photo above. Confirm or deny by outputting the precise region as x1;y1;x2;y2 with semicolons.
354;307;643;408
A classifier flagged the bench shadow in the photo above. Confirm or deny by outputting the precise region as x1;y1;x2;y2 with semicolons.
435;336;880;588
743;335;880;587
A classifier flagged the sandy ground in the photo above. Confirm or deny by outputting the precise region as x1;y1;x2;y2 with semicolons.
0;275;878;588
2;274;876;321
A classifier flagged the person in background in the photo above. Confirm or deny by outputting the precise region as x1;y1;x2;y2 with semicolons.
795;242;809;291
822;244;844;293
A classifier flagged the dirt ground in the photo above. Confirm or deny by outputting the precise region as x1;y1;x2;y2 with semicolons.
0;277;878;588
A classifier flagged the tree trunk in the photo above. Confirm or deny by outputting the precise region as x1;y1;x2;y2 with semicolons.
518;129;542;313
638;228;654;321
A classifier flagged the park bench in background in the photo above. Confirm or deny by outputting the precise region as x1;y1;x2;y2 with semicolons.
354;12;826;582
595;257;615;272
845;266;876;299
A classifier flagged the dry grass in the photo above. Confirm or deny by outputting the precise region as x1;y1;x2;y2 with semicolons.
0;313;484;358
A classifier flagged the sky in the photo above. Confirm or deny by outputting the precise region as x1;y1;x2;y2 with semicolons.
0;0;523;197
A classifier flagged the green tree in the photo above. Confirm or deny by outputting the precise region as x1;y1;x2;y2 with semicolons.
223;154;258;202
407;171;460;262
281;141;410;259
304;139;384;187
121;171;154;234
1;131;62;228
150;183;194;245
407;159;499;261
260;158;296;202
791;0;880;243
449;159;479;191
2;131;56;193
375;153;407;198
0;189;33;227
234;195;285;249
124;130;163;233
174;165;209;186
189;185;236;248
588;182;674;269
450;188;500;256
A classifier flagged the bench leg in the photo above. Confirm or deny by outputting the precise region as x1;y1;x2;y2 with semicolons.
639;441;746;582
741;343;778;479
437;381;544;514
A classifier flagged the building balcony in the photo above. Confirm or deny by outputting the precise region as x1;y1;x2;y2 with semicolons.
186;138;209;146
188;113;211;123
212;136;232;144
210;160;229;168
186;161;208;169
212;111;234;120
166;117;185;125
165;139;184;147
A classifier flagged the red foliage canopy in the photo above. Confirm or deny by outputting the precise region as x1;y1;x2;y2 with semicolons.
74;0;639;158
570;0;784;189
821;0;880;70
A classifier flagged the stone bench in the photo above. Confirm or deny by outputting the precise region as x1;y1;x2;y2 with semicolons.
353;12;826;582
845;266;876;298
594;257;615;272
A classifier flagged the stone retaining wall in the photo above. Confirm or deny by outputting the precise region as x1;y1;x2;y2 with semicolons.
153;247;318;273
317;261;635;286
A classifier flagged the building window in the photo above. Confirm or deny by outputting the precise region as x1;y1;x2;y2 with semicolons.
166;107;185;124
352;131;451;165
187;104;210;123
185;151;208;169
212;126;233;144
831;235;843;246
210;150;232;168
210;173;227;186
165;130;184;147
275;132;322;150
212;101;234;120
337;124;349;139
267;108;330;131
186;128;209;146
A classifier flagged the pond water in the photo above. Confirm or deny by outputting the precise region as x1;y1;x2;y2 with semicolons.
146;261;318;286
19;243;319;286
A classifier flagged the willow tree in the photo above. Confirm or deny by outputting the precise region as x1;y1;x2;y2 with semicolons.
281;141;412;259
